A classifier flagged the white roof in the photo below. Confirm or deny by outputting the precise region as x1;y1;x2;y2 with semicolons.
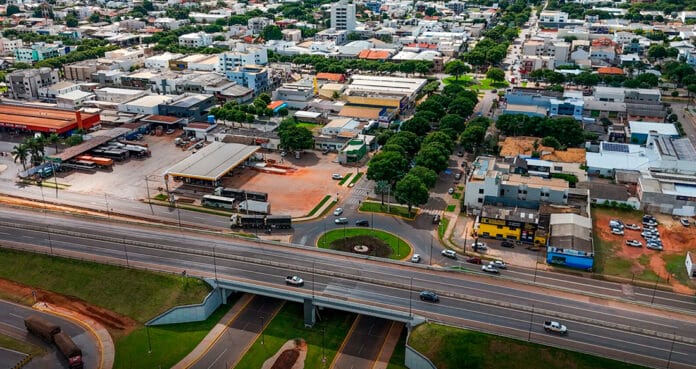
56;90;94;100
165;142;260;181
126;95;175;107
629;121;678;136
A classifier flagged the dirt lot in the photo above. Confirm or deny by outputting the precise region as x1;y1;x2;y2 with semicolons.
59;130;191;200
593;208;696;294
220;151;355;217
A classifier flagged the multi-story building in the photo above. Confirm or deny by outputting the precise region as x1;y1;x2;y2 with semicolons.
539;11;568;24
331;0;356;31
6;68;60;100
0;38;23;55
38;81;81;102
247;17;273;35
225;65;269;93
216;44;268;76
145;52;184;70
521;39;570;67
64;60;100;81
169;54;219;72
477;200;544;244
14;42;67;63
272;82;315;109
178;32;213;48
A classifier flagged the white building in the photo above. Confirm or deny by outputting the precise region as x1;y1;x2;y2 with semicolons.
95;87;148;103
247;17;272;35
117;95;175;115
56;90;95;109
0;38;23;55
179;32;213;48
539;11;568;23
145;52;184;70
38;81;81;101
331;0;356;31
216;44;268;72
6;68;60;100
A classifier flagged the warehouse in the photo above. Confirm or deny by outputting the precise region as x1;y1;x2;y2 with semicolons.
164;142;259;186
0;103;100;134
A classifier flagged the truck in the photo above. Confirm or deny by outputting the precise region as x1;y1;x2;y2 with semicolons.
53;331;84;369
214;187;268;202
230;214;292;229
24;315;61;343
543;320;568;335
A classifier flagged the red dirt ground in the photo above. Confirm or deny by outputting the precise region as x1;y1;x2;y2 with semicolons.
0;278;137;335
593;210;695;294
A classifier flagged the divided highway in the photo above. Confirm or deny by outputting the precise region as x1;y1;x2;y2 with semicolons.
1;208;695;369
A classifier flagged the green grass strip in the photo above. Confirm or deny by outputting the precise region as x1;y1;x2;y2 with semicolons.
306;195;332;217
235;303;356;369
0;333;44;357
317;228;411;260
438;218;449;240
114;304;231;369
445;204;456;212
0;248;211;323
338;173;353;185
359;201;417;219
349;172;363;185
409;323;648;369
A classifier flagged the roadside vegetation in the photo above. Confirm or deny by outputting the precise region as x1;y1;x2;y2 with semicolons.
409;323;648;369
0;333;44;358
235;303;355;369
317;228;411;260
360;201;417;219
306;195;332;217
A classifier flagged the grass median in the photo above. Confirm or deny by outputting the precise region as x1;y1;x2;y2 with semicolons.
306;195;332;217
410;323;648;369
0;333;44;358
359;201;417;220
317;228;411;260
338;173;353;185
236;302;355;369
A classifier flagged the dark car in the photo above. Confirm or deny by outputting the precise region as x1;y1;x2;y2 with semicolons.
355;219;369;227
432;215;441;224
466;257;482;264
419;290;439;302
501;241;515;248
457;151;464;157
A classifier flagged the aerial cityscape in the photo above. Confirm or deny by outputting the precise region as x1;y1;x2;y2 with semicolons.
0;0;695;368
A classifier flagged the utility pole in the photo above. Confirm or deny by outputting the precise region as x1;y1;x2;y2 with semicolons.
213;244;217;280
145;175;154;214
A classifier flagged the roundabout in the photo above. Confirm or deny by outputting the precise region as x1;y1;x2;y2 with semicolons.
316;228;412;260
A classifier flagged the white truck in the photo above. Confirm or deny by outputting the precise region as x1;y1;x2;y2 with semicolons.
543;321;568;335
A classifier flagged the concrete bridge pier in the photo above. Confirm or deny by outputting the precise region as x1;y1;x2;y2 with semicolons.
303;298;316;327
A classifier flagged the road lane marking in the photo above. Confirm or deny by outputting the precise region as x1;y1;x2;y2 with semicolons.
207;348;228;369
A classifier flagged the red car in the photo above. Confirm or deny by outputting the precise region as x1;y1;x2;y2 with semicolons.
466;257;482;264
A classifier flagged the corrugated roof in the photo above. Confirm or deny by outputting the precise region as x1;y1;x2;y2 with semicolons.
597;67;624;75
357;49;391;60
165;142;259;181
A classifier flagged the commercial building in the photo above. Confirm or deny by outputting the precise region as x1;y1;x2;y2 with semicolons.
169;54;218;72
331;0;357;31
164;142;260;186
118;95;176;115
0;103;100;134
224;65;269;93
14;42;68;63
344;75;427;113
546;213;594;270
95;87;148;103
629;121;679;144
337;138;369;164
145;52;184;70
158;94;215;122
64;60;100;82
178;32;213;48
216;45;268;70
476;198;545;245
7;68;60;100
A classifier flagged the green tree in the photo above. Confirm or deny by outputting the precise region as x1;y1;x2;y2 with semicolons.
400;116;431;136
11;144;28;170
374;180;390;205
382;144;407;157
5;4;20;16
647;44;667;59
414;142;450;173
444;60;470;81
394;174;429;215
439;114;466;135
89;12;101;23
47;133;61;154
485;67;505;82
279;126;313;151
65;14;78;27
385;131;420;158
261;25;283;40
408;166;438;188
541;136;561;149
448;96;476;117
460;126;487;153
367;151;409;185
422;131;454;152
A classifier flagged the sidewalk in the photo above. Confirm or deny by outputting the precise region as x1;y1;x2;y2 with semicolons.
34;301;114;369
372;322;404;369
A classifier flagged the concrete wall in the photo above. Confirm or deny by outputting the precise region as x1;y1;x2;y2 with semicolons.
146;279;231;326
404;324;437;369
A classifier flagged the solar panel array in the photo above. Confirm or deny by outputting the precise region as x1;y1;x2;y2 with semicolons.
602;142;629;153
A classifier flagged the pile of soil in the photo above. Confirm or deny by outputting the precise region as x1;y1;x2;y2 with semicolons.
271;349;300;369
330;235;393;258
0;278;138;335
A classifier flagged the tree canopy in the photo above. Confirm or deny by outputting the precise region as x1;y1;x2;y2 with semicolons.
394;174;429;214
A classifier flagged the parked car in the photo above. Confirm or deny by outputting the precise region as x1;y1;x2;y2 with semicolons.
641;231;657;239
681;218;691;227
624;223;641;231
490;260;507;269
285;276;304;286
280;151;287;157
448;187;454;194
482;264;500;274
334;217;348;225
466;257;482;264
165;128;176;135
432;215;441;224
500;241;515;248
646;243;664;251
471;242;488;251
411;254;421;263
355;219;369;227
609;219;624;229
441;249;457;259
333;208;343;216
625;240;642;247
611;228;624;235
419;290;439;302
454;172;462;180
322;148;330;155
331;173;343;180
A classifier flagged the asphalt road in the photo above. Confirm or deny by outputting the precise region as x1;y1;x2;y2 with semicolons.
1;209;695;369
333;316;392;369
0;300;99;369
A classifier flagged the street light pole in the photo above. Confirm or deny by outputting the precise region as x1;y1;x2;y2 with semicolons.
429;237;433;266
144;175;154;214
213;244;217;281
146;325;152;354
409;276;413;318
321;328;326;366
259;316;265;345
527;304;534;342
123;238;129;267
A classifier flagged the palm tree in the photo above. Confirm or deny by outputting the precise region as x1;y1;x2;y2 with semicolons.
24;137;45;166
47;133;61;154
11;144;29;171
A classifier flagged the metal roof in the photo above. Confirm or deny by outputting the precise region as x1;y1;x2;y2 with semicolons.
164;142;259;181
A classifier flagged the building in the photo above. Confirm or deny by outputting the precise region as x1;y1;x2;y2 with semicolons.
164;142;259;186
118;95;176;115
224;65;269;93
0;103;100;134
272;82;315;109
158;94;215;122
629;121;679;144
216;44;268;72
14;42;67;63
64;60;100;82
476;198;544;244
56;90;95;109
169;54;219;72
145;52;184;70
95;87;147;103
593;86;661;103
521;39;570;66
247;17;273;35
546;213;594;270
0;38;23;55
38;81;81;102
337;138;369;164
6;68;60;100
344;75;427;113
178;32;213;48
331;0;356;31
539;11;568;24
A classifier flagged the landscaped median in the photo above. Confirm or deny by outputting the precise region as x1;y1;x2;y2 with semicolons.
359;201;417;220
0;247;221;369
317;228;411;260
409;323;648;369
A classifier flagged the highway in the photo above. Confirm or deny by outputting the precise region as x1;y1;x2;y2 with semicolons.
1;208;695;369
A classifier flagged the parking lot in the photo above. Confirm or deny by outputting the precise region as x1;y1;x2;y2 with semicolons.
220;150;355;217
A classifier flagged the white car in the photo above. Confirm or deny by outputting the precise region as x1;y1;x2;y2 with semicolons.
448;187;454;194
481;264;500;274
490;260;507;269
334;217;348;224
610;228;624;235
626;240;642;247
411;254;421;263
441;249;457;259
624;223;641;231
471;242;488;250
332;173;343;180
333;207;343;216
285;276;304;286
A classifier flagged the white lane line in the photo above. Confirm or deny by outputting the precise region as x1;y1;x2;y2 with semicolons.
207;347;228;369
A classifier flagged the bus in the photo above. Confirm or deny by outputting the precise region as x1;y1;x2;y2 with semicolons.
201;195;235;210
